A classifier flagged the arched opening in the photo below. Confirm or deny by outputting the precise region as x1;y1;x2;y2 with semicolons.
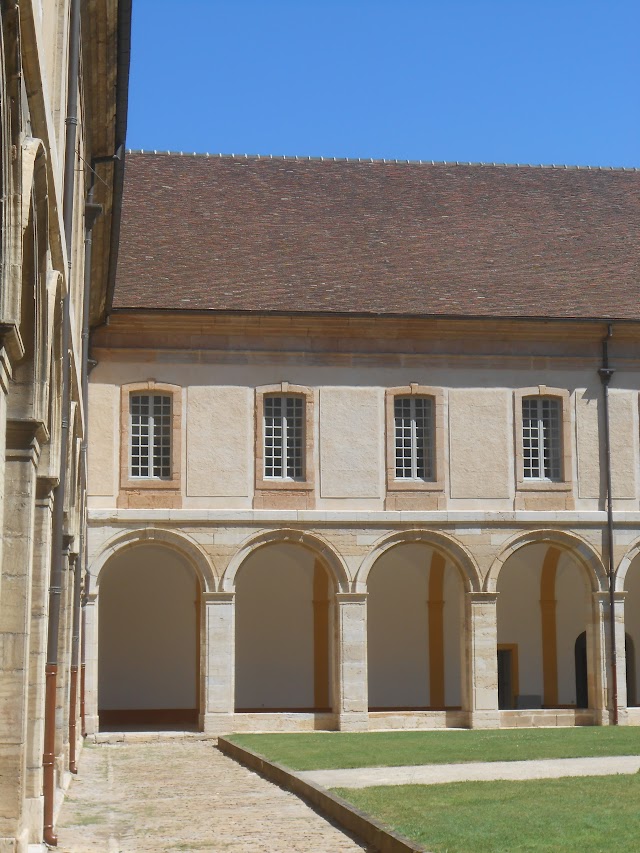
234;542;333;712
496;543;592;710
98;544;201;729
367;543;463;710
624;555;640;707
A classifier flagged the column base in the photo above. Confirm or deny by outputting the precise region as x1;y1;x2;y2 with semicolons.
470;710;501;729
202;713;235;736
23;795;44;845
84;714;99;736
337;712;369;732
0;828;29;853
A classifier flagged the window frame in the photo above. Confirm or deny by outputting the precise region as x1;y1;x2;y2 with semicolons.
129;392;173;480
514;386;572;493
255;383;315;494
119;381;182;495
385;385;445;496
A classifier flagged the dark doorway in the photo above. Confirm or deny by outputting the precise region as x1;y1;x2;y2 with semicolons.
497;647;514;710
626;634;637;707
575;632;588;708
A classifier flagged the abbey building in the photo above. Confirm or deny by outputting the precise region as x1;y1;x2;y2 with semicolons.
86;152;640;735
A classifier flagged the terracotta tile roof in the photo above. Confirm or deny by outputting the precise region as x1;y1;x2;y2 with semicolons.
114;152;640;320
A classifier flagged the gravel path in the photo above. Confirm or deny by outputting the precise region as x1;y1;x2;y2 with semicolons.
56;739;371;852
299;754;640;789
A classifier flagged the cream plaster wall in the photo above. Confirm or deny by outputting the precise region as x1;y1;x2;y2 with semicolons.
88;359;640;510
319;387;383;499
234;543;318;709
367;544;431;708
625;557;640;706
449;389;511;499
555;554;591;705
186;386;251;497
443;566;463;707
497;545;544;703
87;383;118;497
98;545;198;711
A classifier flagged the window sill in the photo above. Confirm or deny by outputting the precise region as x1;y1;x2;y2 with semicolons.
255;478;314;491
387;476;444;493
516;480;572;492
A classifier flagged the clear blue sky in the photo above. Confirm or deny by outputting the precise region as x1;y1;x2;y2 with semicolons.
127;0;639;167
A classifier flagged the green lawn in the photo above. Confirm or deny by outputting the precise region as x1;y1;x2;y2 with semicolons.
333;775;640;853
227;727;640;770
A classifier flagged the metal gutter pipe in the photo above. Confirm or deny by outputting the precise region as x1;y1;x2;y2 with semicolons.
71;185;102;762
598;324;618;725
43;0;81;842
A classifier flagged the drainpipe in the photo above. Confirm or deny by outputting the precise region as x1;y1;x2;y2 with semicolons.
598;324;618;725
43;0;81;843
70;186;102;763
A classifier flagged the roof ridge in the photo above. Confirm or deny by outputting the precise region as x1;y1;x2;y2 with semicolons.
124;149;639;171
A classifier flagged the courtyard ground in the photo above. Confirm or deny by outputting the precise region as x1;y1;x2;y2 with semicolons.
56;738;372;853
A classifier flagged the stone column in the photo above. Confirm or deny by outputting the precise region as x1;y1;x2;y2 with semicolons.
335;593;368;731
24;480;55;843
0;423;40;850
613;592;628;724
82;593;99;735
466;592;500;729
0;349;11;600
202;592;235;735
591;592;611;725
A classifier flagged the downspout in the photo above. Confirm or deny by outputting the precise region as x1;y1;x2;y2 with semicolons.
71;186;102;761
43;0;81;843
598;324;618;725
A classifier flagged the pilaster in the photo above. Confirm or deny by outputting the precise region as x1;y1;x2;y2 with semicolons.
591;591;613;725
0;423;40;843
466;592;500;729
82;594;99;735
335;593;368;731
202;592;235;734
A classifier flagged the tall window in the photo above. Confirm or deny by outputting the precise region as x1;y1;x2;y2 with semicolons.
264;395;304;480
130;394;172;479
394;396;434;480
522;397;561;480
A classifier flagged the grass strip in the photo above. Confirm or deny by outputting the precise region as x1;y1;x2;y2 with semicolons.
227;727;640;770
332;774;640;853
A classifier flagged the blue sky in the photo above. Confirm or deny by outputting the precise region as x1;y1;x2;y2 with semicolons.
127;0;639;167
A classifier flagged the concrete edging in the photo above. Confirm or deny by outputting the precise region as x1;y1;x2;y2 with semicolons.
217;737;429;853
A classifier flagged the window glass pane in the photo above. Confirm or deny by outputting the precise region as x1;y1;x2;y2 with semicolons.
394;396;434;480
522;396;561;481
264;395;304;480
130;393;172;479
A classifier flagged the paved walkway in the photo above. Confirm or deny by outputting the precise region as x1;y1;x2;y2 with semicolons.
299;754;640;789
56;739;372;852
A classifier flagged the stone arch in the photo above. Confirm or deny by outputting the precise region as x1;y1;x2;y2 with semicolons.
221;528;350;592
485;529;606;593
90;527;216;593
355;529;482;593
615;537;640;592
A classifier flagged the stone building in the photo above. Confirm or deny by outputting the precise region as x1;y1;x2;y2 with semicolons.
86;152;640;737
0;1;130;849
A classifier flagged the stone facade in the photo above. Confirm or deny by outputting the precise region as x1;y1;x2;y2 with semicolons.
0;2;129;849
86;312;640;735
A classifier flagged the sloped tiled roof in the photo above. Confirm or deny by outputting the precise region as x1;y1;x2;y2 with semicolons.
114;152;640;320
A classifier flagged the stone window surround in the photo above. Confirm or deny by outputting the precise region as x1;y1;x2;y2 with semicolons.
385;384;446;494
119;380;182;495
514;386;573;493
254;383;315;493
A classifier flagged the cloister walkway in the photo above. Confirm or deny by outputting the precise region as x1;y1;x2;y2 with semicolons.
56;737;370;852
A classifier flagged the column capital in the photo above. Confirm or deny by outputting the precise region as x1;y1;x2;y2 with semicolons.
203;591;235;603
336;592;368;604
593;590;625;604
467;591;499;604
